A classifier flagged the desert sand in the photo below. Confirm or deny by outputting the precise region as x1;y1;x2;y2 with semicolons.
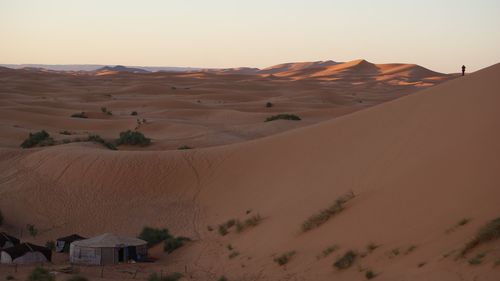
0;61;499;281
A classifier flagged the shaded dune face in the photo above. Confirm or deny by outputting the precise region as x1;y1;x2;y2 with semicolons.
0;60;455;150
2;63;499;281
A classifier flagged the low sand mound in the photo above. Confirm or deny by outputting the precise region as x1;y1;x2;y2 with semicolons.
0;64;499;280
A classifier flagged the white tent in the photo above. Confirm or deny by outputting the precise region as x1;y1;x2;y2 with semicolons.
70;233;147;265
0;243;51;264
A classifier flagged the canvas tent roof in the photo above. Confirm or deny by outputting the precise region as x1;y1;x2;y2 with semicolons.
57;234;86;243
0;232;20;247
1;243;51;261
72;233;146;248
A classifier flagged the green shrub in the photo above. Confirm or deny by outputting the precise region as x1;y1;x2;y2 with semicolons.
20;130;53;148
462;217;500;255
147;272;182;281
302;191;355;232
334;250;357;269
236;214;262;233
45;241;55;251
138;227;170;246
365;270;376;279
178;145;193;150
117;130;151;146
71;112;88;118
164;236;190;254
265;114;301;122
87;134;117;150
27;267;54;281
274;251;296;266
66;276;88;281
218;219;236;236
27;224;38;237
318;245;339;259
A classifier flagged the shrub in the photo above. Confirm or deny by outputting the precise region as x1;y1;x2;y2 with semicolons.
138;227;170;246
228;251;240;259
334;250;357;269
274;251;296;266
101;107;112;115
45;241;55;251
148;272;182;281
236;214;262;233
318;245;339;259
117;130;151;146
265;114;301;122
302;191;355;232
365;270;376;279
417;262;426;268
27;224;38;237
178;145;193;150
131;111;138;116
462;217;500;255
27;267;54;281
71;112;87;118
468;253;485;265
218;219;236;236
218;276;228;281
66;276;88;281
366;242;379;253
164;236;190;254
87;134;117;150
20;130;53;148
266;102;273;108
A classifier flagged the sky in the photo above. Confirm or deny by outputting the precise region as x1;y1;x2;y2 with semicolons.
1;0;499;73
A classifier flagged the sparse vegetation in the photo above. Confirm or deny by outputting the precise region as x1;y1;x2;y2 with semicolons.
218;219;236;236
366;242;379;253
66;276;88;281
334;250;357;269
138;227;171;246
59;130;72;135
495;258;500;267
164;236;190;253
266;102;273;108
147;272;183;281
20;130;54;148
71;112;88;118
391;248;400;256
418;262;427;268
228;251;240;259
87;134;117;150
45;241;55;251
218;276;228;281
117;130;151;146
365;270;376;279
227;244;233;250
274;251;296;266
462;217;500;255
468;253;485;265
265;114;301;122
27;267;54;281
101;106;112;115
317;245;339;259
131;111;138;116
302;191;355;232
236;214;262;233
405;245;417;255
446;218;471;233
27;224;38;237
178;145;193;150
207;225;213;231
458;218;471;226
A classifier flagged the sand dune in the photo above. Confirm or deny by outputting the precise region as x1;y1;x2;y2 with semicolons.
1;63;498;280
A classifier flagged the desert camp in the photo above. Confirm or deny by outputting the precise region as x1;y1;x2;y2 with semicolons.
56;234;85;253
0;232;20;250
0;243;51;264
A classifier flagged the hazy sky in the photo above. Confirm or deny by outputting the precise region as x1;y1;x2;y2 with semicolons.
1;0;499;72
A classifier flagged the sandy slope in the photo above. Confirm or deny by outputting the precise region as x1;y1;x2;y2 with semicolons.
1;63;499;280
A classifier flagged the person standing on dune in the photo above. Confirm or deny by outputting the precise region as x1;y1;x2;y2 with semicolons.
462;65;466;76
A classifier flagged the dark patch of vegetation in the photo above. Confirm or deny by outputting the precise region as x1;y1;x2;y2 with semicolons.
131;111;138;116
138;227;171;246
207;225;213;232
218;219;236;236
117;130;151;146
468;253;485;265
164;236;190;254
391;248;400;257
334;250;357;270
27;224;38;237
87;134;117;150
302;191;355;232
266;102;273;108
495;258;500;267
20;130;54;148
101;107;112;115
317;245;339;259
265;114;301;122
458;218;471;226
417;262;426;268
462;217;500;255
178;145;193;150
228;251;240;259
405;245;417;255
227;244;233;251
365;270;376;279
45;241;55;251
148;272;182;281
171;86;177;90
66;276;88;281
218;276;228;281
274;251;296;266
446;218;471;234
71;112;88;118
59;130;72;135
236;214;262;233
27;267;54;281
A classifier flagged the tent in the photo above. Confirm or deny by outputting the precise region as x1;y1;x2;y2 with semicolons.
0;232;20;249
0;243;51;264
70;233;147;265
56;234;86;253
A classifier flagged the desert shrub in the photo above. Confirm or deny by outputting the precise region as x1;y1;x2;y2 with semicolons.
138;227;170;246
266;102;273;108
462;217;500;255
417;262;426;268
458;218;471;226
0;209;3;226
366;242;379;253
71;112;87;118
218;219;236;236
468;253;485;265
87;134;117;150
27;267;54;281
365;270;376;279
178;145;193;150
265;114;301;122
405;245;417;255
66;276;88;281
20;130;53;148
147;272;182;281
131;111;138;116
274;251;296;266
100;107;112;115
334;250;357;269
164;236;190;254
391;248;400;256
59;130;72;135
218;276;228;281
236;214;262;233
318;245;339;259
117;130;151;146
27;224;38;237
45;241;55;251
228;251;240;259
302;191;355;232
